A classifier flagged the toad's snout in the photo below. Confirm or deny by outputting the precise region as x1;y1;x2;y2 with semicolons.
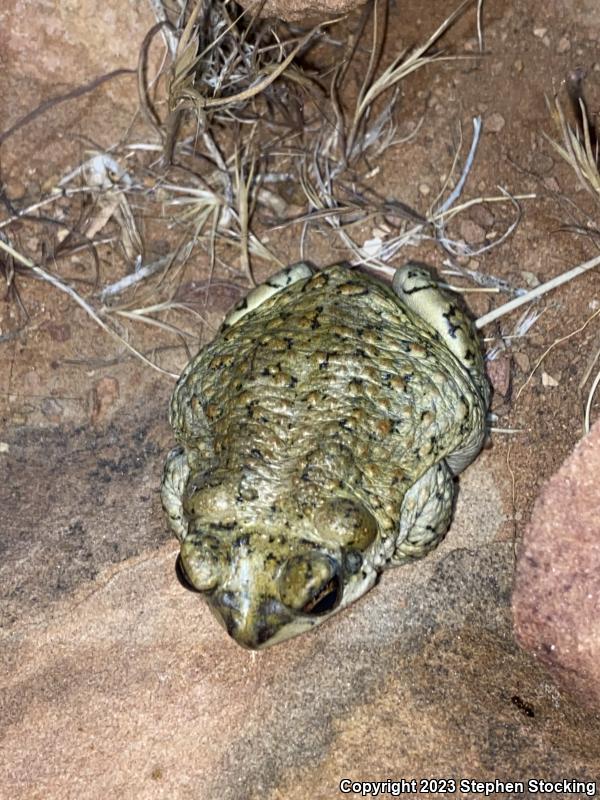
210;592;294;650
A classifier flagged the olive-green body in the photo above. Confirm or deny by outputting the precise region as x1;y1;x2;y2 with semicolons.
162;263;489;649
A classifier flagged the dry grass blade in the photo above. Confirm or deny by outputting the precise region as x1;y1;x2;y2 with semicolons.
3;0;517;383
148;0;179;57
291;0;511;274
200;30;320;110
346;0;474;159
167;6;336;120
0;238;177;379
234;131;257;286
584;365;600;434
99;255;173;301
544;93;600;432
0;69;134;147
547;95;600;206
475;253;600;329
515;306;600;406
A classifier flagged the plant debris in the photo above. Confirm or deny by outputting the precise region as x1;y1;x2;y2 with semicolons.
0;0;554;382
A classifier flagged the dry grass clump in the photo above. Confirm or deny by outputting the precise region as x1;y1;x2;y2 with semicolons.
544;87;600;432
0;0;526;376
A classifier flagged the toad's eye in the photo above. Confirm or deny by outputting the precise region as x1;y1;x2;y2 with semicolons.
175;554;203;593
301;574;341;615
177;532;223;592
313;498;377;552
279;554;342;616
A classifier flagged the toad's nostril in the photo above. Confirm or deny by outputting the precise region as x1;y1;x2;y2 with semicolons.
221;613;276;649
219;590;238;610
255;620;277;645
211;594;291;649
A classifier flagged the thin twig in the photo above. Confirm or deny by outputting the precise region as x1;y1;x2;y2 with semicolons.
147;0;179;57
0;239;177;379
584;368;600;434
0;70;135;146
515;306;600;404
476;253;600;329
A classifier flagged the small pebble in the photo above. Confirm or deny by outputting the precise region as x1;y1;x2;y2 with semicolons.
513;352;530;373
486;113;506;134
418;183;431;196
0;442;9;454
487;356;512;397
514;58;524;73
467;292;490;318
470;204;495;228
460;219;486;244
521;270;540;288
543;176;560;192
533;27;547;38
557;36;571;53
542;371;559;387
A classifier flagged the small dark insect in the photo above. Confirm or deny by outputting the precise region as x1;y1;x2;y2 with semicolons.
511;694;535;718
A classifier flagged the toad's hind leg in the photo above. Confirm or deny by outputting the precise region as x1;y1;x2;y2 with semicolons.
392;262;489;408
222;261;315;328
392;262;489;474
161;446;191;542
392;461;455;563
165;381;216;539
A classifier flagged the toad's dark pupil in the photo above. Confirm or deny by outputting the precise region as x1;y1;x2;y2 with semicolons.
175;554;202;593
302;575;341;615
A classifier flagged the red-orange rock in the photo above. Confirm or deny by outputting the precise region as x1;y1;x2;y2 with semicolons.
513;418;600;709
237;0;366;23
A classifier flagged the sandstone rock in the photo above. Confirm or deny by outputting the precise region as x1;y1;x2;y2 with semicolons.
4;417;600;798
513;351;530;373
237;0;366;23
0;0;153;175
513;419;600;710
469;203;496;229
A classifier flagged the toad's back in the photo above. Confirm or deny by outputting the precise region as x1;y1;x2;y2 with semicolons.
170;265;485;527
